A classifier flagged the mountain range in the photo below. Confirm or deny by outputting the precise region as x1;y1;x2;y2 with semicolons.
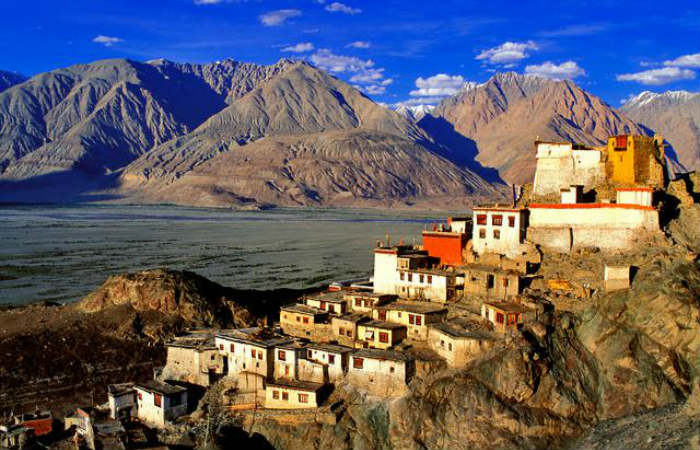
0;58;695;208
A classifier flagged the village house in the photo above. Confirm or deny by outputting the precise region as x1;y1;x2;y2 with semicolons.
300;343;352;383
532;140;606;196
107;383;137;421
331;313;370;347
372;244;430;295
471;205;528;259
305;296;347;315
356;320;406;349
215;328;293;391
372;301;447;341
134;380;187;428
279;304;330;339
460;264;521;300
428;323;495;368
64;407;96;449
161;332;225;387
264;380;329;410
347;349;414;397
345;291;396;313
395;267;458;303
421;218;469;266
481;302;533;332
273;341;305;381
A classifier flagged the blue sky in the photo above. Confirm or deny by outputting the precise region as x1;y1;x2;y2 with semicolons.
1;0;698;106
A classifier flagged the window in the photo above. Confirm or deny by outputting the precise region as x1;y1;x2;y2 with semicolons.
440;340;445;347
302;317;309;324
408;314;415;325
507;314;517;325
298;393;309;403
616;135;627;149
448;343;452;351
427;275;432;284
415;315;422;326
503;278;509;287
219;344;224;351
496;312;504;324
138;392;142;400
419;274;424;283
211;354;216;360
379;332;389;343
508;216;515;228
355;298;361;307
278;350;286;361
328;354;335;364
479;229;486;239
399;272;404;281
347;330;353;337
408;273;413;282
251;348;256;358
476;214;487;225
307;350;313;359
353;357;364;369
493;229;500;239
320;301;327;310
296;316;301;322
282;392;289;401
258;350;264;360
378;310;386;321
273;390;279;399
154;394;162;408
389;366;395;373
230;344;235;353
492;215;503;226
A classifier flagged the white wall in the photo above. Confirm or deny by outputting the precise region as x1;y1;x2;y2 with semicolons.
215;337;271;378
472;209;525;258
529;206;658;230
373;251;398;294
617;189;653;207
533;143;604;195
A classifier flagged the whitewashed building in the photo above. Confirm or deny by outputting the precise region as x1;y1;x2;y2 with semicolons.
347;349;414;396
471;206;528;258
532;141;605;196
134;381;187;428
107;383;137;421
215;328;293;381
305;296;347;315
301;343;352;383
373;301;447;341
264;380;328;409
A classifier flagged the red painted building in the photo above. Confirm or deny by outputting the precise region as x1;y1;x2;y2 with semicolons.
421;231;466;266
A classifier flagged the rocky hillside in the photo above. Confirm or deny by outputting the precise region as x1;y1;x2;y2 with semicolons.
430;72;645;185
620;90;700;172
0;70;26;92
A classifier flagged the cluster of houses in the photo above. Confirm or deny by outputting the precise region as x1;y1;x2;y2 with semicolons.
2;134;664;443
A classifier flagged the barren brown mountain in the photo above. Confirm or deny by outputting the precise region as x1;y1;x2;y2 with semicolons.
431;72;644;185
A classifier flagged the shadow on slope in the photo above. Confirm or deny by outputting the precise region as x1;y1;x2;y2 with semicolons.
417;114;505;184
0;169;122;204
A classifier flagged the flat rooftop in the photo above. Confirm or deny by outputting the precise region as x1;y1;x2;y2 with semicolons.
307;342;354;353
267;379;326;391
135;380;186;396
332;313;371;324
484;302;532;313
375;301;447;314
429;322;493;340
216;327;293;348
281;304;328;315
107;383;135;396
352;348;411;362
360;319;406;330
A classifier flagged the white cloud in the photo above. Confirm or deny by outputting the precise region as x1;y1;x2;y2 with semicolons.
410;74;467;97
281;42;314;53
360;84;387;95
259;9;302;26
476;41;538;65
347;41;370;49
395;97;445;107
92;35;123;47
616;67;697;85
349;68;384;83
310;49;374;73
325;2;361;14
525;61;586;79
663;52;700;68
194;0;223;4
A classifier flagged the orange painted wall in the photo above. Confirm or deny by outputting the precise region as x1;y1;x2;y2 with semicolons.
422;232;465;266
